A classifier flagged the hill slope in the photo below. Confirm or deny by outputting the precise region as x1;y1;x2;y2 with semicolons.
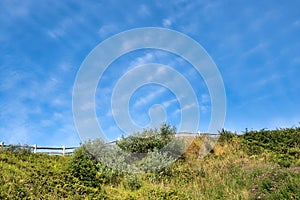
1;127;300;199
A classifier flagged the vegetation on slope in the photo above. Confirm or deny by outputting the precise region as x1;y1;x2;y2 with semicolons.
0;148;106;199
1;125;300;199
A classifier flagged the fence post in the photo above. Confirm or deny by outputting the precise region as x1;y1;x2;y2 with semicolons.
62;145;65;156
33;144;37;154
197;131;201;137
0;141;4;149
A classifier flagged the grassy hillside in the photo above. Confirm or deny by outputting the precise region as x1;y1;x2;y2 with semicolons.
1;127;300;199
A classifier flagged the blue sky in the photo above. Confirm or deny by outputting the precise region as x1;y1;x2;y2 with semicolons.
1;0;300;146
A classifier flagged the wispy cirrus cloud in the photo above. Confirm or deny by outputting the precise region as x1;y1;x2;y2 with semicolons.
98;24;120;38
133;87;166;108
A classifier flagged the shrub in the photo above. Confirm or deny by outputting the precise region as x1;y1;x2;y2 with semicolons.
124;174;142;191
241;127;300;166
138;148;176;172
218;129;238;143
2;144;32;154
68;146;100;187
116;123;176;154
96;162;122;185
70;139;124;186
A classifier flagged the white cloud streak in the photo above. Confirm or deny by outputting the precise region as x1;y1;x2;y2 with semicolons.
133;87;166;108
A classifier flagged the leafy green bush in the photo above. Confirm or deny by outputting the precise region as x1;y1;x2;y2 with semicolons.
218;129;238;143
138;148;176;172
114;123;187;173
0;149;107;199
84;138;134;174
69;143;123;186
96;162;122;185
124;174;142;191
116;123;176;153
68;146;100;187
241;127;300;166
1;144;32;154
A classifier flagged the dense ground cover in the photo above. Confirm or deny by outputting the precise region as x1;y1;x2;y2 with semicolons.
1;126;299;199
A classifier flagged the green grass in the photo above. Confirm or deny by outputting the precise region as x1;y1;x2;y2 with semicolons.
1;127;299;199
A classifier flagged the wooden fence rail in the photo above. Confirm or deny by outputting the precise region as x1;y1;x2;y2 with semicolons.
0;142;77;156
0;132;219;156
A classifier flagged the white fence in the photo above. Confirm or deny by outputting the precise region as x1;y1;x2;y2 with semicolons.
0;132;219;156
0;141;77;156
